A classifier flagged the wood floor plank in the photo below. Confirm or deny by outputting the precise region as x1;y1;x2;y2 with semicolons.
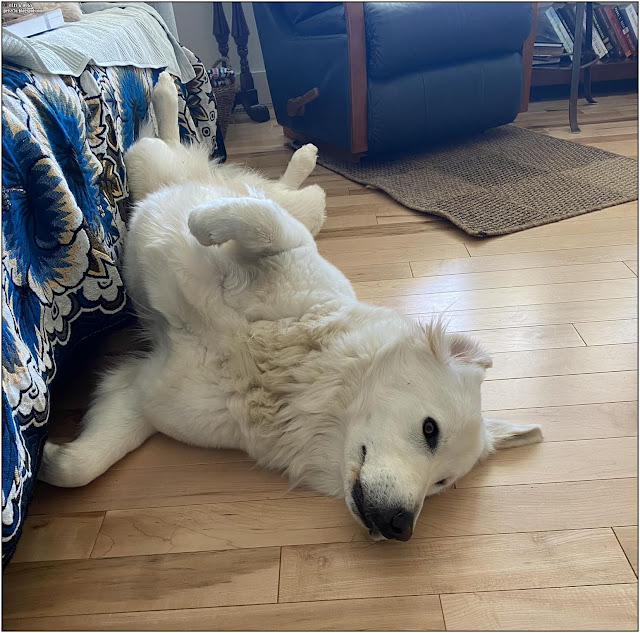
481;371;637;410
323;243;471;267
483;402;638;442
413;297;637;331
440;584;638;631
372;278;637;315
497;216;637;240
10;513;104;563
92;497;362;558
323;210;378;230
550;122;638;138
418;478;638;538
354;262;633;299
575;201;637;219
458;437;637;488
29;461;317;515
373;203;441;218
89;479;636;559
410;245;638;277
465;231;637;257
279;529;635;602
486;343;637;380
614;526;639;576
624;260;638;275
318;227;465;253
3;547;280;618
456;324;585;354
574;319;638;346
376;213;430;225
325;192;387;209
337;262;413;283
1;595;444;631
586;139;638;157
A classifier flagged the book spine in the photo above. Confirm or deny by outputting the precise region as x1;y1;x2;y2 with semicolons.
593;8;615;56
624;4;639;40
546;6;574;54
615;4;637;53
556;5;576;42
597;4;625;56
586;12;609;58
606;4;632;56
557;3;607;59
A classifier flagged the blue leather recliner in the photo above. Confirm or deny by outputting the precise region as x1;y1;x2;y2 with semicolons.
253;2;534;157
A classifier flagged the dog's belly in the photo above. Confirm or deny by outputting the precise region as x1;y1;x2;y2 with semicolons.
140;341;251;452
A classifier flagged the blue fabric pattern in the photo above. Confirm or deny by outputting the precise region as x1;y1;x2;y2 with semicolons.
2;55;224;566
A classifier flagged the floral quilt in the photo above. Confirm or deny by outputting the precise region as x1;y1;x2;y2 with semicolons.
2;52;224;565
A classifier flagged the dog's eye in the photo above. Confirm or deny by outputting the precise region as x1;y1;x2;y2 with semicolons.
436;479;448;486
423;417;439;450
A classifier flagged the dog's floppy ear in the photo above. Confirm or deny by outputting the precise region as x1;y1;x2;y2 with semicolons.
446;332;493;369
484;418;543;452
422;321;492;370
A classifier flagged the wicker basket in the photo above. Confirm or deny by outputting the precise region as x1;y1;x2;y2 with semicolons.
210;58;237;139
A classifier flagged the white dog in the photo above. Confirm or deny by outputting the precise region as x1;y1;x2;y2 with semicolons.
39;73;542;541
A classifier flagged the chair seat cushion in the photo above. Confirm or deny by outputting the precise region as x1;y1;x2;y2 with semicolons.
365;2;533;80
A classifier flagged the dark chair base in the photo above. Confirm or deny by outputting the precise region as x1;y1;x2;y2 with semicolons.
283;127;365;163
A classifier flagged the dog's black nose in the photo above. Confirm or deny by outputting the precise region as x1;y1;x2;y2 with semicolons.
372;508;414;541
389;509;414;541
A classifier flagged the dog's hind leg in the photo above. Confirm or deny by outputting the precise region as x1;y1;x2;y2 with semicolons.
38;357;155;487
279;144;318;189
152;71;180;144
188;195;313;255
265;144;326;235
265;184;326;237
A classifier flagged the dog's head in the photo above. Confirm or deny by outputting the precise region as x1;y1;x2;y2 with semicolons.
342;319;542;541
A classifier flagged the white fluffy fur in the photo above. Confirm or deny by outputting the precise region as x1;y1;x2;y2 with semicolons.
39;72;542;539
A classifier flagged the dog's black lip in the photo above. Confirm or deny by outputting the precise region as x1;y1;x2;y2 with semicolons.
351;479;373;531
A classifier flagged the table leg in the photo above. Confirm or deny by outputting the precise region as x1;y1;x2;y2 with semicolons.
569;2;586;133
584;3;597;104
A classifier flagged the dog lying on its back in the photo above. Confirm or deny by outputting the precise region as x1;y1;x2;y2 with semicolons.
39;72;542;541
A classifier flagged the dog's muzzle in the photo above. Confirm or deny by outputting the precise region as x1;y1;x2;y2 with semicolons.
351;480;415;541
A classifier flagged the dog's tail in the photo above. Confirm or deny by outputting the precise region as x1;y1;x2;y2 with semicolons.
137;71;181;143
152;71;181;144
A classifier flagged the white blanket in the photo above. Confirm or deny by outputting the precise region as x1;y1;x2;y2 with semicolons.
2;3;195;83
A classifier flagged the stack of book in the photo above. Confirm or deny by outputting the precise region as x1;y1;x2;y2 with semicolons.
534;5;571;67
542;3;638;65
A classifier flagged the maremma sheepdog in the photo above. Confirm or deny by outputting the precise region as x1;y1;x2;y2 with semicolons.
40;72;543;541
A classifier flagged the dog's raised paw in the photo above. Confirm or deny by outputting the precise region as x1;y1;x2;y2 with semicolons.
290;143;318;173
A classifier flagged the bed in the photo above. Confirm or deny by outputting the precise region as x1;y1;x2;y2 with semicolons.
2;5;225;565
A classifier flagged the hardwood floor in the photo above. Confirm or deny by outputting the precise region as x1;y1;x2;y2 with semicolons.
4;93;638;631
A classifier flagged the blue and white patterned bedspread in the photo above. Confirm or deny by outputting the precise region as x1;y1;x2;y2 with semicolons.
2;52;224;565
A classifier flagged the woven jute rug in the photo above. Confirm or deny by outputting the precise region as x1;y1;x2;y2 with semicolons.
314;125;638;237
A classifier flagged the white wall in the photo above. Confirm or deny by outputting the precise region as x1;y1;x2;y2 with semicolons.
173;2;271;103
